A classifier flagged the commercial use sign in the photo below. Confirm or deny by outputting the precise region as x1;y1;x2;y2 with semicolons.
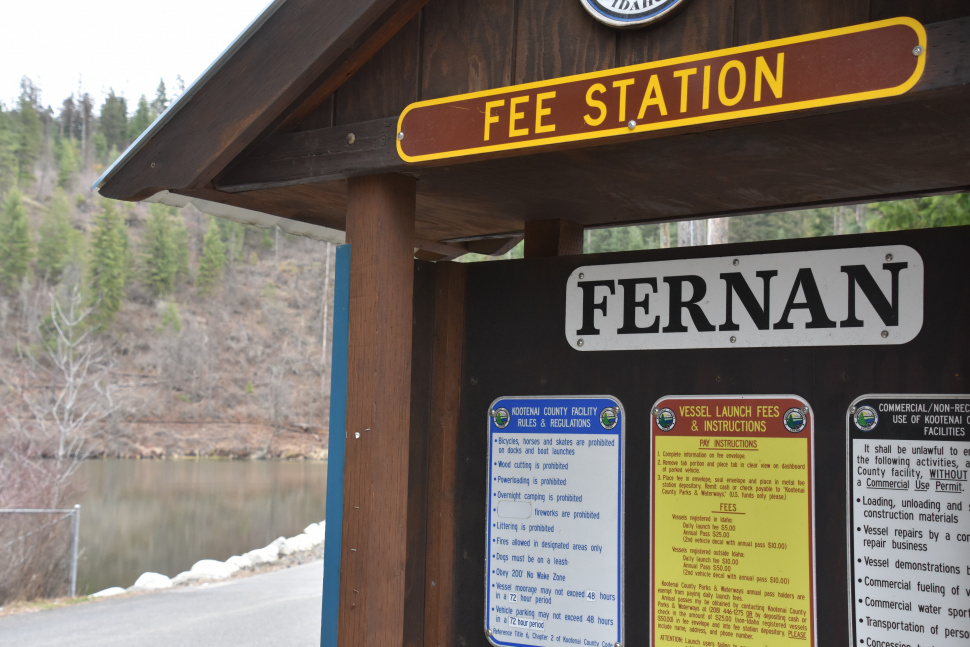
847;395;970;645
397;18;925;163
564;245;924;351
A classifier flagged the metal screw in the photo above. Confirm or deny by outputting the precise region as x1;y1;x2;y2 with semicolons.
150;162;156;168
802;407;809;415
627;120;637;130
850;407;857;415
398;131;405;140
732;258;739;266
577;339;585;347
431;580;437;587
346;133;356;145
653;408;660;416
881;330;889;338
913;45;924;56
578;273;585;280
885;253;894;262
486;629;493;637
354;432;360;439
730;336;737;344
616;643;622;647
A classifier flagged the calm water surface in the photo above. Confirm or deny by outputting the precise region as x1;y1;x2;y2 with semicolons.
69;459;327;594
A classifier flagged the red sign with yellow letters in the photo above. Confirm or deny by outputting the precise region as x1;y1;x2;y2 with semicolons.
396;18;925;163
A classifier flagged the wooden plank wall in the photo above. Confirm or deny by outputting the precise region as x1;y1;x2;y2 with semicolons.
289;0;970;132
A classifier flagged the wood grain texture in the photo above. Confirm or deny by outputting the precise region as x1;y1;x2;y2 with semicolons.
514;0;617;84
524;219;584;257
420;0;517;101
340;174;417;647
98;0;426;202
336;12;422;125
735;0;870;45
870;0;970;23
618;0;736;66
216;118;405;193
422;261;467;647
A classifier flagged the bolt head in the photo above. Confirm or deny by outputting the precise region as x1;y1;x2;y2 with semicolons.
732;258;739;266
885;253;894;262
627;120;637;130
913;45;924;56
730;336;737;344
346;133;356;145
577;339;585;347
881;330;889;338
578;272;585;280
397;131;405;140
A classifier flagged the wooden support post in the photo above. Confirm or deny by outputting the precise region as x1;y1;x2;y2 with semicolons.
340;174;417;647
523;219;585;257
422;262;466;647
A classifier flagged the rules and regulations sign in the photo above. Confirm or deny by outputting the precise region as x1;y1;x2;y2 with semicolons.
848;395;970;645
397;18;925;163
651;395;816;646
565;245;924;351
485;396;624;647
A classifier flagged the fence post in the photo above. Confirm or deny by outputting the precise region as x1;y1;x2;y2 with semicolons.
70;504;80;598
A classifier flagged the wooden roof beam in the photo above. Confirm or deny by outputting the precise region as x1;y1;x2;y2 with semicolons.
98;0;428;203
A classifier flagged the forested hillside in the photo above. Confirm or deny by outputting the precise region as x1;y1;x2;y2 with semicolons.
0;77;335;464
0;74;967;464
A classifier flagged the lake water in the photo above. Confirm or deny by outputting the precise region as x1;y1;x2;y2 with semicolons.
69;459;327;594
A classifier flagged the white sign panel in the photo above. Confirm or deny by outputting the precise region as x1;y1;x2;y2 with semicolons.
485;396;624;647
565;245;923;351
848;395;970;646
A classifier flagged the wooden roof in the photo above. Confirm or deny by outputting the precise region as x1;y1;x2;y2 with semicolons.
97;0;970;256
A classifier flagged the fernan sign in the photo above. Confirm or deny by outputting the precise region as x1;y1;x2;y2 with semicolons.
564;245;924;351
397;18;925;163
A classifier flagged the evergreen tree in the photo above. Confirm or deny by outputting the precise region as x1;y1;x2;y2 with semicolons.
140;203;178;298
86;199;129;327
196;218;226;296
99;90;128;153
15;78;43;186
36;189;79;283
151;79;168;117
127;95;153;141
870;194;970;232
0;109;18;193
93;132;107;164
0;190;34;292
171;208;191;283
56;138;80;189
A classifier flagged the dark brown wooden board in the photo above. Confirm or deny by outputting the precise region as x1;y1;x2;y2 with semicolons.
515;0;617;84
870;0;970;24
447;224;970;646
735;0;870;45
617;0;736;65
420;0;517;101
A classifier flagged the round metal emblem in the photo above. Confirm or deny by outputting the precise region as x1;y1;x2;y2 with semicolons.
600;407;619;430
852;405;879;432
580;0;691;29
492;408;510;429
655;408;676;432
783;408;807;433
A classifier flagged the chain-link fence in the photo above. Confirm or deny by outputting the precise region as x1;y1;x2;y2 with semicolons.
0;505;80;603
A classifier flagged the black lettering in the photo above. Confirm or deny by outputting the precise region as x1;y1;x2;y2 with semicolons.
576;280;615;336
773;268;836;329
719;270;778;331
617;277;659;334
662;275;715;333
840;262;907;327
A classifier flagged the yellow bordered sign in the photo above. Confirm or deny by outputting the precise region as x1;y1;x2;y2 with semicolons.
396;18;926;164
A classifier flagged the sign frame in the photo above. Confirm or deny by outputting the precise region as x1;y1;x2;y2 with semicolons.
649;394;818;646
846;393;970;647
484;395;626;647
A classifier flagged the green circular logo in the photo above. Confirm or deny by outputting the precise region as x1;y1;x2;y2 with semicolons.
656;408;676;432
854;406;878;432
600;407;619;430
783;408;807;433
492;408;510;429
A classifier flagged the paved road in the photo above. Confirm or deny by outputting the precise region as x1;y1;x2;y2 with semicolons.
0;561;322;647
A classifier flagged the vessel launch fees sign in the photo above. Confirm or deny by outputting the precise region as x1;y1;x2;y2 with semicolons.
848;395;970;645
397;19;924;163
566;245;923;351
651;395;817;646
486;396;624;647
